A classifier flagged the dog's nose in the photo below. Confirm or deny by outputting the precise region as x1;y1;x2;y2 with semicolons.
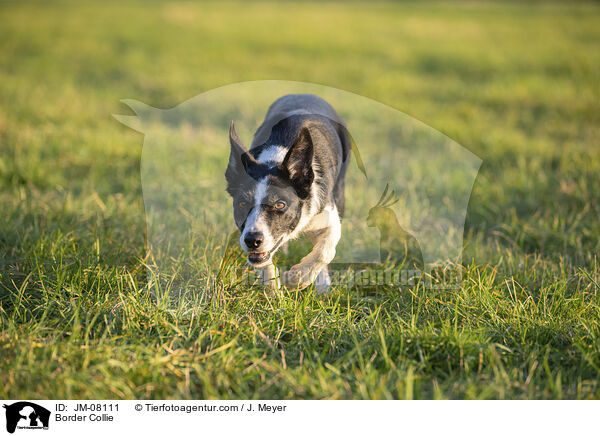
244;232;263;249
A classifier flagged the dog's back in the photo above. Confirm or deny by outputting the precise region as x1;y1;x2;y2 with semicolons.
252;94;345;146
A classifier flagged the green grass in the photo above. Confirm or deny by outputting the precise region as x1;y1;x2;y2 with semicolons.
1;0;600;399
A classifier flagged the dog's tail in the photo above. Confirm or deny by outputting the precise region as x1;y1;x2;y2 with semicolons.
335;122;366;180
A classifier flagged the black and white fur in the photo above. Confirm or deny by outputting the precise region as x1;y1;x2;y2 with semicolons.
225;94;351;292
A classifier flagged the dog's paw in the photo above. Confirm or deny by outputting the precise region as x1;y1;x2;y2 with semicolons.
284;264;320;290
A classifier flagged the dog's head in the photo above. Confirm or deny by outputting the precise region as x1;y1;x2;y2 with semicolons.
225;120;314;267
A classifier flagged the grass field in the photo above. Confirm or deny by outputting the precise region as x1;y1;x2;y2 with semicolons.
1;1;599;399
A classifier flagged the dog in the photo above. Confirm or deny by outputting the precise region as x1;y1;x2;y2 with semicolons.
225;94;351;292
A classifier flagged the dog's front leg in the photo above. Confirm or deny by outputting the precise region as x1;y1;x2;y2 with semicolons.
258;262;280;291
284;212;341;292
285;233;338;291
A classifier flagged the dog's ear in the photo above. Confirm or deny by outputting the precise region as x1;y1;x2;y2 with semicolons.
226;121;258;193
281;126;314;199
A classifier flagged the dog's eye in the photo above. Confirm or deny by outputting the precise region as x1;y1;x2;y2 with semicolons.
239;201;248;208
274;200;287;210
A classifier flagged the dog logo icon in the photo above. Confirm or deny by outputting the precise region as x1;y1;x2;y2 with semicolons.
2;402;50;434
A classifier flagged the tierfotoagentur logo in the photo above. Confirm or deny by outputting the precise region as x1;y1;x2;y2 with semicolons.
2;402;50;434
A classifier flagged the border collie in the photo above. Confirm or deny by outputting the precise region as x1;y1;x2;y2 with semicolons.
225;94;351;292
